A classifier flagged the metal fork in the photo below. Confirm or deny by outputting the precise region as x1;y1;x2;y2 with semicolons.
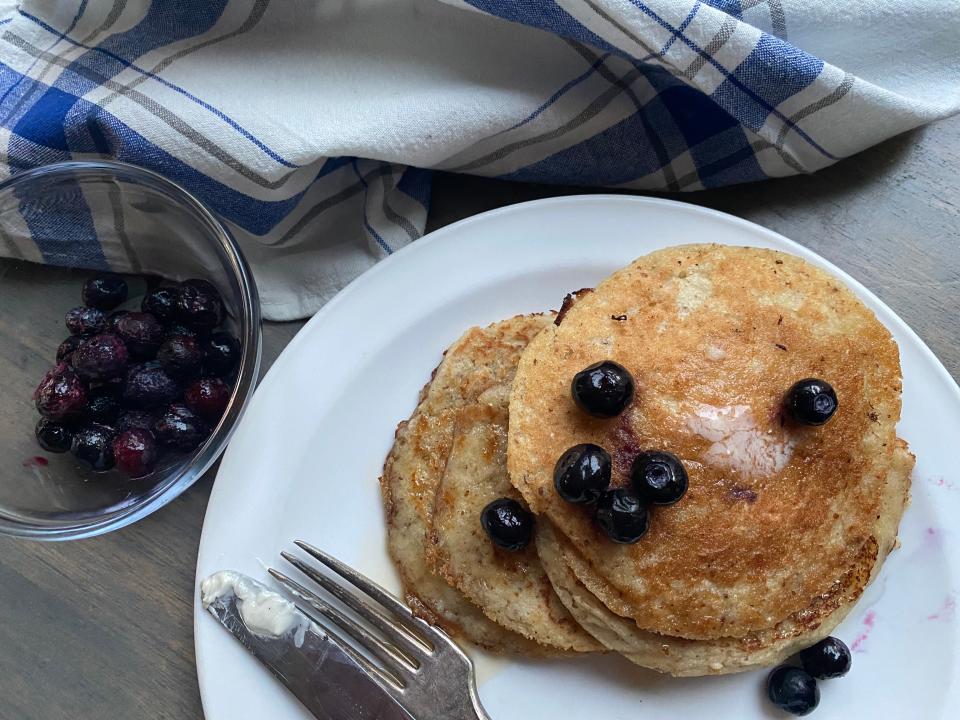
269;540;490;720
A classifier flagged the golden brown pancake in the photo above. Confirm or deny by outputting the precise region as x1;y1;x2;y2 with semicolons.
535;438;913;675
428;403;602;652
381;314;555;653
509;244;911;643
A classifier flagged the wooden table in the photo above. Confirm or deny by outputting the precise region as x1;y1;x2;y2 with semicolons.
2;114;958;718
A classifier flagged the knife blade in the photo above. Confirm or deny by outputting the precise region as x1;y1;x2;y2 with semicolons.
202;571;411;720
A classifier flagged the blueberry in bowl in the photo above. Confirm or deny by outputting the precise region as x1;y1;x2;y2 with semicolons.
70;334;129;382
65;306;108;336
157;335;204;379
34;363;88;421
0;160;261;540
154;403;210;450
114;312;165;359
123;362;181;409
70;424;117;472
82;274;128;311
141;286;180;323
178;279;224;330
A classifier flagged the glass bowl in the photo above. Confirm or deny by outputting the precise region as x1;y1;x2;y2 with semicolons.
0;161;261;540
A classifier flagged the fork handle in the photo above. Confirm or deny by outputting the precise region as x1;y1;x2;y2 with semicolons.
467;685;492;720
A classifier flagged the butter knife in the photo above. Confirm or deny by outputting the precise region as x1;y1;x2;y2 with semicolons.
201;571;411;720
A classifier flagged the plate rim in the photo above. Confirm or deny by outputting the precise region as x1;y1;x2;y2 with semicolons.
194;193;960;718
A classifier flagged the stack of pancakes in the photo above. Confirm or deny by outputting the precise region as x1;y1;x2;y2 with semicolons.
380;244;913;675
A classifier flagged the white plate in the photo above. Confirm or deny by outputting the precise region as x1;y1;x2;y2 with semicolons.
195;195;960;720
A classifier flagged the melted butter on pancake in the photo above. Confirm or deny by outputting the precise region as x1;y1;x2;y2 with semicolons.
686;403;795;477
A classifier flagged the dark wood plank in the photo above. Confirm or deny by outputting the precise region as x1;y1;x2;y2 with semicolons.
0;113;957;718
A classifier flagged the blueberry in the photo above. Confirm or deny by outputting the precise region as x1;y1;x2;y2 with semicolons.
70;333;129;382
141;286;180;323
631;451;688;505
157;335;203;378
595;488;649;543
177;279;224;330
203;332;241;377
114;312;165;359
786;378;838;426
34;363;87;420
35;418;73;453
480;498;533;551
65;306;107;336
165;322;198;339
571;361;634;418
153;403;210;450
56;335;83;363
123;363;180;409
800;636;851;679
82;274;128;310
767;666;819;716
112;428;159;478
184;377;230;422
71;423;116;471
86;390;122;425
91;376;125;399
116;410;157;433
554;444;611;504
107;310;129;333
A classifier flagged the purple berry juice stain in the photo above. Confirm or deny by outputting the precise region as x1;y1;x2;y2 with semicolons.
850;610;876;653
927;594;956;622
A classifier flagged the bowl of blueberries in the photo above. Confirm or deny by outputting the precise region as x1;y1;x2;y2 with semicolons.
0;161;261;539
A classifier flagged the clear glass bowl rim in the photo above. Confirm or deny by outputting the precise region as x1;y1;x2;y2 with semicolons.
0;159;262;540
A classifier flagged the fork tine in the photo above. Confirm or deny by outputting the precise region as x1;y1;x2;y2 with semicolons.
269;567;417;680
287;596;405;695
281;550;431;659
293;540;451;648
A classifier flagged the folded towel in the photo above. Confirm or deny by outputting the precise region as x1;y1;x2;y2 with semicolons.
0;0;956;320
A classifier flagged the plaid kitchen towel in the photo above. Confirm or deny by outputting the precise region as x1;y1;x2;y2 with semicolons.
0;0;956;320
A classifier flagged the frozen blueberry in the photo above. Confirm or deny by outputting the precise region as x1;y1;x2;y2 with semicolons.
800;637;852;679
785;378;838;426
184;377;230;422
86;388;123;425
70;334;129;382
571;361;635;418
82;274;128;310
177;279;223;329
767;666;819;716
91;375;125;398
34;363;87;420
141;286;180;323
153;403;209;450
554;444;611;504
164;322;198;339
631;451;688;506
108;310;129;333
115;312;165;359
157;335;203;378
595;488;649;544
56;335;83;363
202;332;240;377
35;418;73;453
65;306;107;336
480;498;533;551
123;363;180;409
70;423;116;471
116;410;157;433
112;428;159;478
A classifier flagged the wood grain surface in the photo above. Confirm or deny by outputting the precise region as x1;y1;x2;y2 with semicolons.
0;114;957;719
